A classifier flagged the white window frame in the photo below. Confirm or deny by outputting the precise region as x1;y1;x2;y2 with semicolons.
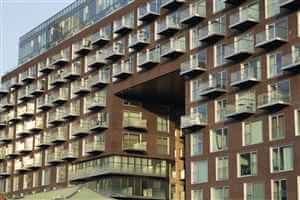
270;145;293;173
237;151;257;177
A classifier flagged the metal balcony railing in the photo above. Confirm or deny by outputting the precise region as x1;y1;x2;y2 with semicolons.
180;55;206;76
85;142;105;153
114;14;134;34
137;49;160;68
281;50;300;71
180;1;206;24
50;53;69;66
158;15;181;35
89;114;109;131
71;120;90;137
47;152;64;164
73;79;90;95
123;118;147;130
161;0;185;9
255;26;288;48
257;91;290;109
231;66;260;87
88;70;110;88
74;40;92;55
123;141;147;152
28;81;45;96
225;97;256;118
0;85;9;95
138;1;160;21
195;78;227;96
24;158;42;169
91;30;111;46
62;106;80;119
87;51;106;69
199;21;226;42
229;5;259;30
20;70;36;82
87;95;106;110
180;112;208;129
161;39;186;58
128;31;150;49
50;88;68;104
62;64;81;79
49;127;67;143
62;149;79;160
48;110;64;124
39;61;54;74
104;43;125;60
112;61;134;79
224;38;255;60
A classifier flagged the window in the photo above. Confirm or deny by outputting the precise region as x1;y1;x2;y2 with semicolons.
192;189;203;200
33;171;39;188
271;145;293;172
238;152;257;177
216;156;228;181
215;42;227;66
295;109;300;136
157;116;169;132
13;176;18;192
42;168;51;186
215;99;227;122
265;0;280;18
56;165;66;183
214;0;225;13
272;179;287;200
269;80;290;99
243;120;263;146
211;128;228;152
270;114;285;140
191;26;201;49
191;131;203;156
244;182;265;200
267;52;282;78
191;160;208;184
211;186;229;200
157;136;169;155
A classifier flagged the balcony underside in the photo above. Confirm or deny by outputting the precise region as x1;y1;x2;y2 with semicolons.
2;104;14;110
88;61;106;69
64;73;80;80
88;104;106;111
29;126;43;132
0;90;9;96
19;95;33;102
113;72;132;80
281;61;300;71
226;110;254;119
38;104;53;111
280;0;300;10
18;149;32;154
225;51;253;61
48;119;64;125
47;160;64;165
139;12;159;22
17;131;31;138
0;123;7;129
161;0;184;10
20;112;34;118
62;155;78;161
90;125;108;132
27;164;41;170
129;41;149;50
161;50;185;59
52;59;69;67
8;117;21;124
181;124;206;132
258;102;290;111
230;78;259;88
138;60;159;70
10;83;23;89
123;125;147;132
105;54;123;61
0;138;13;143
158;27;179;37
74;88;91;96
75;48;92;56
123;148;147;154
22;76;35;83
224;0;245;4
199;88;226;98
51;138;66;144
229;19;258;31
40;67;54;74
30;89;44;96
52;98;67;105
114;26;133;35
199;33;225;43
86;149;104;155
63;113;79;120
255;38;287;49
90;81;109;89
0;173;10;177
72;131;90;137
92;38;110;47
36;143;51;148
50;79;66;86
180;15;205;25
180;67;206;79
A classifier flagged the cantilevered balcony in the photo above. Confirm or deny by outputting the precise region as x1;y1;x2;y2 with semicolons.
25;158;42;170
16;143;32;154
50;88;68;105
199;21;226;43
137;49;160;69
0;133;13;143
39;62;54;74
180;112;207;130
138;1;160;22
88;70;110;88
85;142;105;155
104;42;125;61
20;70;36;83
87;51;107;70
87;95;106;111
62;106;80;120
47;152;64;165
281;50;300;71
180;55;207;78
37;96;53;111
62;63;81;80
15;163;30;174
49;127;68;143
62;149;78;161
0;85;9;96
74;40;92;56
123;117;147;131
0;151;6;161
49;72;66;87
255;26;288;49
257;92;290;110
8;111;21;124
114;14;134;35
158;16;181;36
112;61;134;79
279;0;300;10
73;79;90;96
91;30;111;47
36;136;51;148
230;67;260;88
196;78;227;97
48;110;64;125
128;31;150;50
224;38;255;60
1;99;14;110
224;0;245;4
180;1;206;25
16;124;31;138
18;103;35;118
123;141;147;153
71;120;90;137
18;87;33;102
89;113;109;132
161;39;186;59
28;81;45;96
29;118;43;132
10;78;23;89
225;97;256;119
0;169;10;177
229;5;259;31
50;53;69;67
161;0;185;10
0;115;8;129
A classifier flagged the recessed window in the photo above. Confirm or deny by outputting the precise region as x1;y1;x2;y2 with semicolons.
191;131;203;156
243;120;263;146
157;116;169;132
211;186;229;200
192;189;203;200
270;114;285;140
238;152;257;177
191;160;208;184
244;182;265;200
271;145;293;173
213;0;226;13
271;179;287;200
216;156;229;181
211;128;228;152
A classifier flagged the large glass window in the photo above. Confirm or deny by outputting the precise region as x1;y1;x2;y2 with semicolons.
244;120;263;146
215;42;227;66
245;182;265;200
157;116;169;132
268;52;282;78
238;152;257;177
192;189;203;200
211;186;229;200
272;179;287;200
265;0;280;18
191;131;203;156
216;156;228;181
156;136;169;155
270;114;285;140
213;0;226;13
271;145;293;172
211;128;228;152
191;160;208;184
215;98;227;122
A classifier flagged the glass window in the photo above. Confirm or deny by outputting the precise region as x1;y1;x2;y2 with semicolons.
239;152;257;177
265;0;280;18
270;114;285;140
272;179;287;200
191;160;208;184
214;0;226;13
216;156;228;181
215;98;227;122
244;121;263;145
191;131;203;156
13;176;19;192
245;182;265;200
295;109;300;136
211;186;229;200
157;116;169;132
192;189;203;200
211;128;228;152
215;42;227;66
268;52;282;78
271;145;293;172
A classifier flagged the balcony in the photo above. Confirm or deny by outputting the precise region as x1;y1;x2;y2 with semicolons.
89;114;109;132
71;121;90;137
123;142;147;153
129;31;150;50
137;49;160;69
255;26;288;49
224;38;254;60
63;106;80;120
47;152;64;165
74;41;92;56
50;88;68;105
37;96;53;111
87;51;107;69
50;54;69;67
199;21;226;43
49;128;67;143
180;55;206;78
8;112;21;123
29;119;44;132
114;15;134;35
73;79;90;96
39;63;54;74
49;73;66;87
161;0;185;10
36;136;51;148
225;98;256;119
29;82;45;96
18;105;35;118
62;63;81;80
6;149;19;158
229;5;259;31
158;16;181;36
19;88;33;102
0;86;9;96
21;71;36;83
91;31;111;47
230;67;260;88
224;0;245;4
104;43;124;61
196;78;227;97
17;144;32;154
48;111;64;125
62;150;78;161
0;117;8;128
85;142;105;155
1;100;14;110
180;2;206;25
0;152;6;161
123;118;147;131
16;125;31;138
257;92;290;110
112;61;134;79
281;51;300;71
87;95;106;111
25;158;42;170
0;169;10;177
138;2;160;22
161;39;185;59
10;79;23;89
180;112;207;130
0;134;13;143
280;0;300;10
88;70;110;88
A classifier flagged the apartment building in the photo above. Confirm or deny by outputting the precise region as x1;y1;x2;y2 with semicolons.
0;0;300;199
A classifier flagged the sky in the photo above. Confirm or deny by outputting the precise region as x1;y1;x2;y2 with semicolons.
0;0;73;76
